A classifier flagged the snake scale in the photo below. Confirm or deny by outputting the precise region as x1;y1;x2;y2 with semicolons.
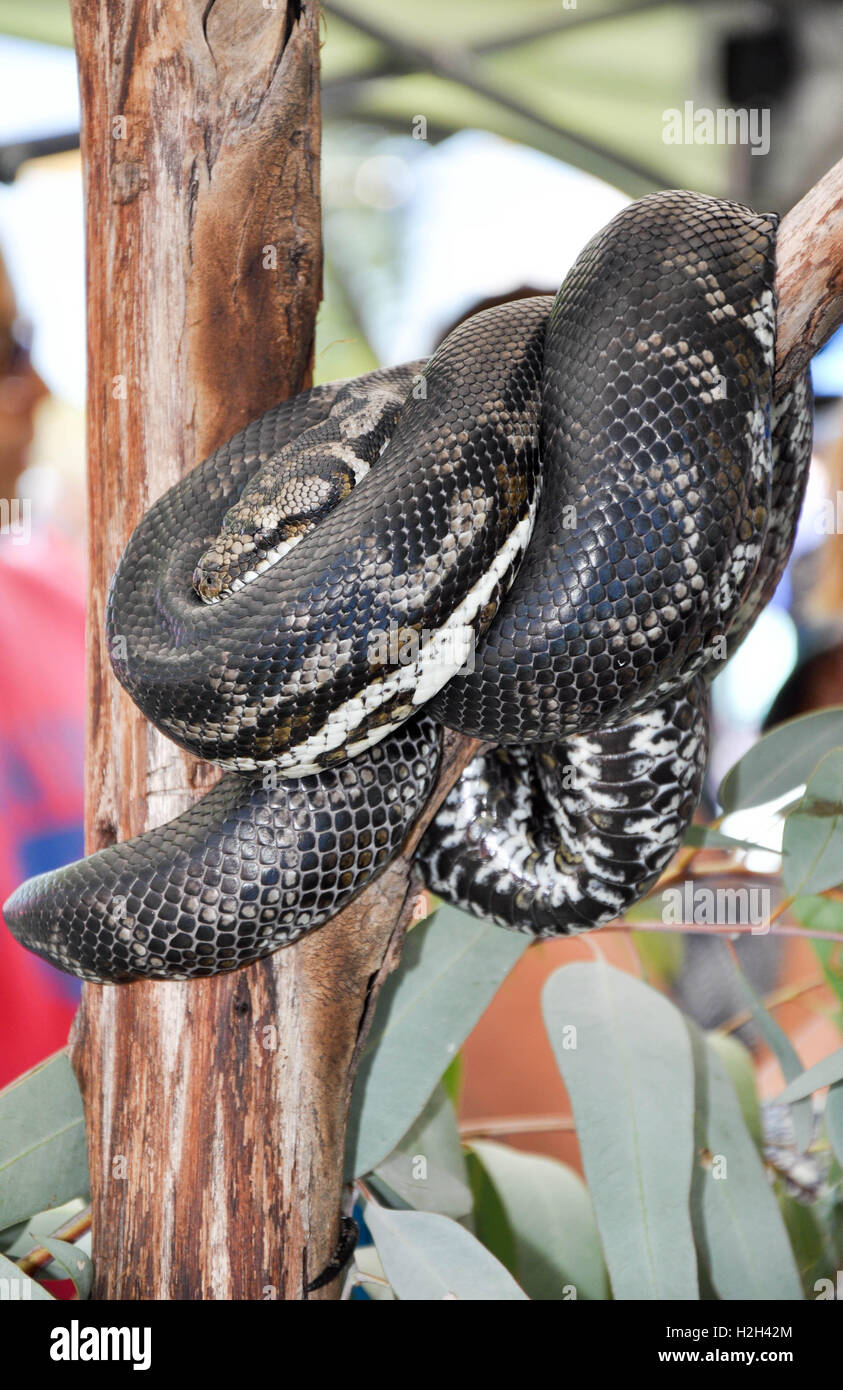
4;191;813;982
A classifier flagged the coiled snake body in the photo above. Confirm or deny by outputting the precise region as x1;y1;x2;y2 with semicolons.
4;192;813;981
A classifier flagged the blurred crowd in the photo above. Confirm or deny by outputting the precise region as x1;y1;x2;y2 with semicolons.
0;247;83;1086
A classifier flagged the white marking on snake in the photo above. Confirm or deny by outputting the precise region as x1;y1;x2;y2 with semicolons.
261;497;539;776
746;289;775;353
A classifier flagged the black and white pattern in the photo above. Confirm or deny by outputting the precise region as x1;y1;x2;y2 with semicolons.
3;191;813;980
419;681;708;936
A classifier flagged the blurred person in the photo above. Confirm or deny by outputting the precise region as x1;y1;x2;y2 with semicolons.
0;248;85;1087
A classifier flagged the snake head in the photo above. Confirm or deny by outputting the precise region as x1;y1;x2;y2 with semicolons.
193;462;355;604
193;496;287;604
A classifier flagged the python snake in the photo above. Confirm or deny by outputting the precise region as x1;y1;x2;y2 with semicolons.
4;191;813;982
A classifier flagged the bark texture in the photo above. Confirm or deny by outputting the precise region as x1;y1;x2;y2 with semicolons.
775;155;843;394
69;0;342;1301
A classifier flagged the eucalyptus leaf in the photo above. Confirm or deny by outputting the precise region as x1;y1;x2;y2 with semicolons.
631;928;684;984
826;1084;843;1170
365;1205;528;1300
0;1220;27;1254
776;1048;843;1104
706;1030;762;1148
718;707;843;812
724;947;812;1153
441;1053;463;1107
0;1198;88;1268
465;1149;516;1270
791;895;843;1010
469;1140;607;1301
0;1250;53;1300
782;750;843;898
346;908;527;1179
688;1027;802;1300
683;824;768;853
352;1244;395;1300
779;1195;834;1299
372;1084;472;1217
37;1236;93;1300
0;1052;88;1230
542;961;698;1300
812;1189;843;1275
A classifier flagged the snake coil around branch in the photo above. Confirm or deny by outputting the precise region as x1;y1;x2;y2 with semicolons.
4;190;814;982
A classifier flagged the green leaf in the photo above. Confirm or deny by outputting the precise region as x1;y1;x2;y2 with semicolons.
0;1250;54;1300
791;895;843;1011
812;1187;843;1277
718;707;843;812
827;1084;843;1169
372;1084;472;1217
37;1236;92;1300
707;1031;762;1148
0;1221;27;1254
776;1048;843;1104
0;1052;88;1231
542;961;698;1300
631;929;684;984
782;750;843;897
725;948;812;1153
0;1199;87;1265
779;1194;835;1298
440;1053;463;1107
683;824;769;853
688;1028;802;1300
465;1149;517;1270
346;907;527;1178
364;1206;528;1300
352;1244;395;1300
468;1140;608;1301
621;892;662;922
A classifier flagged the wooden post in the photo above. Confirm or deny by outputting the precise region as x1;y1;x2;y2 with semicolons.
69;0;309;1300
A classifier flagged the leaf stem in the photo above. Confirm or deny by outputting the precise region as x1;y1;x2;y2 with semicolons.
16;1205;92;1278
459;1114;577;1138
608;919;843;944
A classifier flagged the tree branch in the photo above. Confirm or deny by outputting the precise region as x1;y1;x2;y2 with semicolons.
775;155;843;395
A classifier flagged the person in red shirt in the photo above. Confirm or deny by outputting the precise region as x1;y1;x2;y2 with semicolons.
0;250;85;1087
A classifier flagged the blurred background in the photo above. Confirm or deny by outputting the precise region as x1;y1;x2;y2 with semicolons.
0;0;841;1185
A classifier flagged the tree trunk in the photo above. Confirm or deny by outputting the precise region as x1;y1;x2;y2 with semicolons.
69;0;348;1301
